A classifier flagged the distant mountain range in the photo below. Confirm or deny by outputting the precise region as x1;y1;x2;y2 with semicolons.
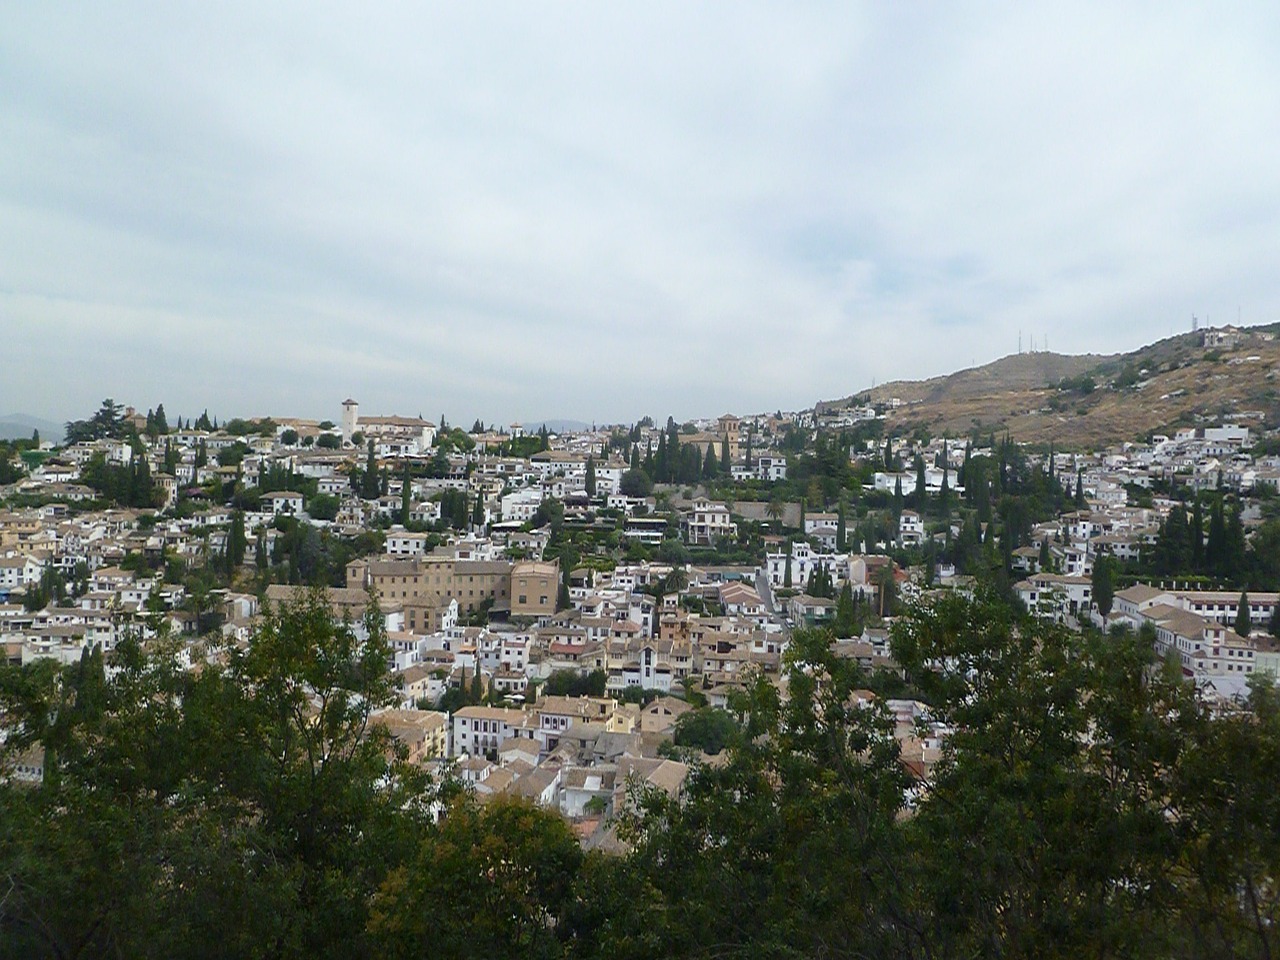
817;323;1280;448
0;413;63;443
527;419;594;434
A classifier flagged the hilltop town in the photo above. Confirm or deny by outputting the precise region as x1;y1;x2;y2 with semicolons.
4;326;1280;955
3;324;1280;801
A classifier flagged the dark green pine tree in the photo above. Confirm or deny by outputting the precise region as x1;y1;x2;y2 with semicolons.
914;456;927;508
1206;498;1227;578
400;464;412;525
228;510;247;568
1092;553;1115;617
361;441;379;500
720;437;730;473
585;456;597;496
471;492;485;530
939;442;951;513
1235;591;1252;637
1223;503;1247;583
1075;469;1086;508
630;446;640;471
1191;496;1205;573
702;445;718;480
836;503;847;552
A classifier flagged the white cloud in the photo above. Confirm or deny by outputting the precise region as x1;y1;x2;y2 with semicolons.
4;2;1280;425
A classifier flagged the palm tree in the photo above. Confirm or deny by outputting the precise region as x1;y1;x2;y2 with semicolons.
766;495;785;532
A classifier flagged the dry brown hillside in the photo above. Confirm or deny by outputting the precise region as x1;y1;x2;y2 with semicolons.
817;326;1280;449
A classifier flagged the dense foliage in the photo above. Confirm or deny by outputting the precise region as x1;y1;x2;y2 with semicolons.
4;591;1280;959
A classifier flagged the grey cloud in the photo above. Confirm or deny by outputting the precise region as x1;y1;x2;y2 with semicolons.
4;3;1280;426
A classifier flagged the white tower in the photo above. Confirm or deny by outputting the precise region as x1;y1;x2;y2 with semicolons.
341;398;359;443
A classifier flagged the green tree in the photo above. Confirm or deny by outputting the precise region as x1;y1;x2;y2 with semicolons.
368;796;582;960
585;456;597;496
619;468;653;498
766;494;785;532
227;509;247;569
399;464;411;526
893;594;1192;959
0;590;430;959
833;581;859;638
670;707;740;756
1235;590;1252;637
308;493;340;521
361;440;380;500
1092;552;1115;617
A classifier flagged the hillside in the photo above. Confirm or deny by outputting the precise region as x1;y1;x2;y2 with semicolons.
818;325;1280;448
0;413;63;443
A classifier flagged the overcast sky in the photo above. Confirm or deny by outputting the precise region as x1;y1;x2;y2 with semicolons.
4;3;1279;428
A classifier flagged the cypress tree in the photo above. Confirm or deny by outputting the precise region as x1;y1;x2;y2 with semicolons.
585;456;597;496
228;510;247;568
1092;553;1115;617
1224;503;1247;582
702;445;718;480
400;464;412;525
834;581;856;638
361;441;379;500
1191;496;1205;572
836;504;847;552
1206;499;1227;577
1235;591;1252;638
720;437;730;473
939;442;951;512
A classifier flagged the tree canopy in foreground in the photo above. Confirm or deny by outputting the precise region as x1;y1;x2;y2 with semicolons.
2;589;1279;959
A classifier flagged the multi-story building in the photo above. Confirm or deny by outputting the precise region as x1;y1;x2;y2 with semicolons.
511;560;559;618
